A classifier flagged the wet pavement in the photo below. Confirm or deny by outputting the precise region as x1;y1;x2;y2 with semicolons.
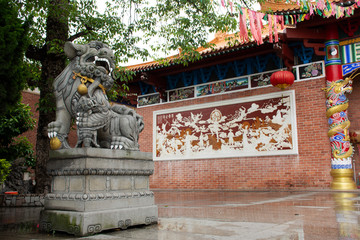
1;190;360;239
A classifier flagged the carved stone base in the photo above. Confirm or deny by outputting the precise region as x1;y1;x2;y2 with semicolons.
40;148;158;236
40;206;158;236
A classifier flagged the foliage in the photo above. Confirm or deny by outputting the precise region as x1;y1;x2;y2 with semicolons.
0;159;11;184
5;138;36;167
0;0;31;115
16;0;259;64
107;67;134;101
0;103;36;147
24;60;42;90
0;0;35;169
0;103;36;166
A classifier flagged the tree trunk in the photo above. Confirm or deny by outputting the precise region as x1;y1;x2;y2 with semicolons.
35;0;69;194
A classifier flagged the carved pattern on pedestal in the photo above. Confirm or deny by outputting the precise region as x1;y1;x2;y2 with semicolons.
68;225;80;234
40;221;53;232
118;219;132;229
48;168;154;176
45;191;154;201
87;224;102;234
145;216;157;225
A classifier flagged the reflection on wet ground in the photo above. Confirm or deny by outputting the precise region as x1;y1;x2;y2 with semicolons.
0;191;359;239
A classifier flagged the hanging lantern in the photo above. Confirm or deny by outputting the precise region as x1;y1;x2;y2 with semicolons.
270;70;295;90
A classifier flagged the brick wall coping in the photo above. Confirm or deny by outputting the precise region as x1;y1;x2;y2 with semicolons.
0;194;44;207
151;189;360;193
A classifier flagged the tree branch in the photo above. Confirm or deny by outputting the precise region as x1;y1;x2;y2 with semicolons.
26;45;46;62
67;24;94;42
67;30;89;42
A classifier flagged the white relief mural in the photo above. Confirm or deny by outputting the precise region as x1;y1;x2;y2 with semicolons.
153;91;298;160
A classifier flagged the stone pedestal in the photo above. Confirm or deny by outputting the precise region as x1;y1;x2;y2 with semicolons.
40;148;157;236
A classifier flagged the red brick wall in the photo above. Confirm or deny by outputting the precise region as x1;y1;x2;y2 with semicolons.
137;77;333;190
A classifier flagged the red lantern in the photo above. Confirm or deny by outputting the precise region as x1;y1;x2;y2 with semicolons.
270;70;295;90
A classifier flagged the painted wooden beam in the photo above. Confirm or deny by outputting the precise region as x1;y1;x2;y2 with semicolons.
285;28;326;40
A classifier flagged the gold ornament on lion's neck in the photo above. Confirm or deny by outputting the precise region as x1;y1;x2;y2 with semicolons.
72;71;106;95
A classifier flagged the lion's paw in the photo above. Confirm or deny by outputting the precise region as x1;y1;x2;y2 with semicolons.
47;121;62;139
110;136;125;150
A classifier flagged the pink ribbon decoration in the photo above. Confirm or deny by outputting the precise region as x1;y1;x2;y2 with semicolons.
248;10;258;43
268;14;273;43
274;15;278;43
317;0;326;10
255;12;264;45
309;3;314;15
279;15;284;30
239;8;249;43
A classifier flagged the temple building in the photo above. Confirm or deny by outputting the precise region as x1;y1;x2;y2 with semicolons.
118;0;360;190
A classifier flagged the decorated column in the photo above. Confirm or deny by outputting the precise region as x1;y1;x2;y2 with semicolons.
324;25;356;190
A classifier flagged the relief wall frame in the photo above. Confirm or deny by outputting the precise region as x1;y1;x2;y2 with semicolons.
153;90;298;161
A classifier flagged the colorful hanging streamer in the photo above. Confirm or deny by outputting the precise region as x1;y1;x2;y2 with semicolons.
298;0;359;19
228;0;360;45
239;7;285;45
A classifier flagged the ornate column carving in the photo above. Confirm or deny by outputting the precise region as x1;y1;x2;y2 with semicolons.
324;25;356;190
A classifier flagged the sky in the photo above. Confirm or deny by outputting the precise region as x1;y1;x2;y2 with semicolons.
96;1;160;66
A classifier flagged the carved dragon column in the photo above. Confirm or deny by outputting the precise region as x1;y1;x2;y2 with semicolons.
324;25;356;190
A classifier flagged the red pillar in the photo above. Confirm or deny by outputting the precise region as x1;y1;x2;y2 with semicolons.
325;25;342;81
324;24;356;190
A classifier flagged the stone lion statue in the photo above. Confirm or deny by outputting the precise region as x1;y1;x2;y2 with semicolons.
47;41;144;150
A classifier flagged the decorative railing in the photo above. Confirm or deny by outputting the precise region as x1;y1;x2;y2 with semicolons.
137;61;325;107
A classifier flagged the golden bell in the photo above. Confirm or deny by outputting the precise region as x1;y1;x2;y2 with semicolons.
50;137;62;150
77;83;88;95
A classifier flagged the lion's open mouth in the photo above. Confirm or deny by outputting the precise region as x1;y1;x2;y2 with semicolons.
87;56;113;75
